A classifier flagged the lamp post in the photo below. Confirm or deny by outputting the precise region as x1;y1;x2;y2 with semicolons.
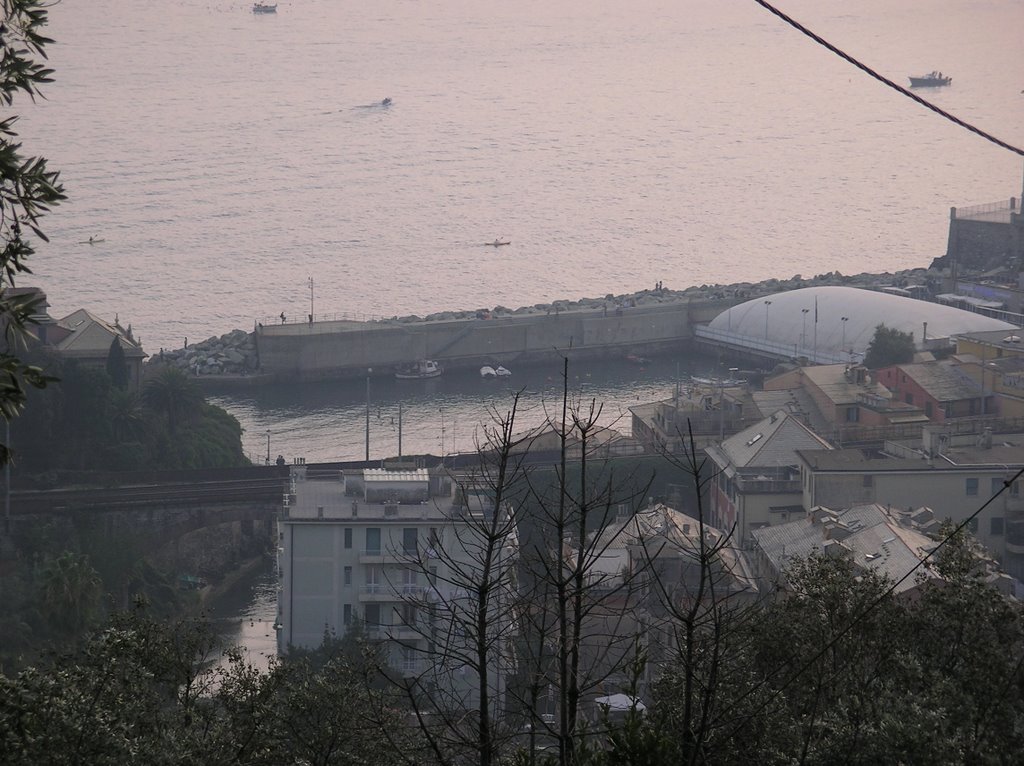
265;430;271;465
841;316;849;357
308;276;314;323
801;308;809;352
365;368;372;461
439;407;446;462
763;300;772;341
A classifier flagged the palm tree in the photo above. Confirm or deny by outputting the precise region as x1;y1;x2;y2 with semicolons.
37;551;103;641
107;388;145;444
142;366;203;432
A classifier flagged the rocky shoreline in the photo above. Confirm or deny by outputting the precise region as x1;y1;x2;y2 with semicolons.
150;266;935;378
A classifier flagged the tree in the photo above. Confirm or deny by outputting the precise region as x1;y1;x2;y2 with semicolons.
36;551;103;645
862;323;914;369
105;337;129;389
142;365;203;433
388;394;531;766
0;0;65;463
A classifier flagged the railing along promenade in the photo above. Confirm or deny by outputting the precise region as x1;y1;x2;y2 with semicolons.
951;198;1019;223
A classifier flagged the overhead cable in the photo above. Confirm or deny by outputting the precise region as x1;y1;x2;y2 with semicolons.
751;0;1024;157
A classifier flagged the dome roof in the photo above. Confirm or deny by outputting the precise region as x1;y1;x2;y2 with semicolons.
707;286;1017;362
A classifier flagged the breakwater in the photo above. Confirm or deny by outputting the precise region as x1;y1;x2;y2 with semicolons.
154;268;931;386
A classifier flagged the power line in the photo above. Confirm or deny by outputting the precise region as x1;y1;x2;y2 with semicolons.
751;0;1024;157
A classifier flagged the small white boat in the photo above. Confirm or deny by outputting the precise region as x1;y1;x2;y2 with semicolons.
253;2;277;13
480;366;497;379
495;366;511;377
396;359;442;380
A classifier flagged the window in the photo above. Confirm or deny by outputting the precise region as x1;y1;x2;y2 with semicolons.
925;401;933;418
343;604;352;625
991;517;1005;536
845;406;859;423
968;518;979;534
966;478;979;496
1012;481;1020;498
366;528;381;554
400;568;418;592
904;392;913;405
344;528;352;549
992;477;1005;496
344;566;352;586
364;603;380;626
403;528;418;555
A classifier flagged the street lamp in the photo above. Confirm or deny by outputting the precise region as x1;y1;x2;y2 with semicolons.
265;430;271;465
763;300;772;341
801;308;809;351
439;407;446;462
308;276;314;324
840;317;849;357
365;368;372;461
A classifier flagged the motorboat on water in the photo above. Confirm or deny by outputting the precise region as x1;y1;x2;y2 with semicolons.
495;365;511;377
253;2;277;13
396;359;442;380
908;71;951;87
484;239;511;247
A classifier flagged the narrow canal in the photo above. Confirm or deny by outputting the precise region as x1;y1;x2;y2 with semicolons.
203;556;279;672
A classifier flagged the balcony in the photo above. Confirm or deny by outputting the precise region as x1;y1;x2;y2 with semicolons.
358;548;419;565
362;623;426;643
358;583;427;602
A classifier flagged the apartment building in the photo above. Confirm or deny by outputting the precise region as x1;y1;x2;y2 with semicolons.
276;465;517;710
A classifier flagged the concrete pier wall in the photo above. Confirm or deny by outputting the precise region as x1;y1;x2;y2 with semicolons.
256;299;725;381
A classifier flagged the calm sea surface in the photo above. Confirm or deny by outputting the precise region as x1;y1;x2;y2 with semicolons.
17;0;1024;461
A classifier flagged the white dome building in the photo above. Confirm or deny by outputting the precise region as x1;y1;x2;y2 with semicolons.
700;286;1018;364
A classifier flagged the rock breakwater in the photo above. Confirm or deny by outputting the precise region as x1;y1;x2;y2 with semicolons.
154;328;258;377
147;266;935;377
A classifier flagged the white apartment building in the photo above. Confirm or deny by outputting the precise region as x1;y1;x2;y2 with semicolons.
276;465;517;711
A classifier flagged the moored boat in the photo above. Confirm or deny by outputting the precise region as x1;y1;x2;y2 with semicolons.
495;365;511;377
480;365;497;379
396;359;442;379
